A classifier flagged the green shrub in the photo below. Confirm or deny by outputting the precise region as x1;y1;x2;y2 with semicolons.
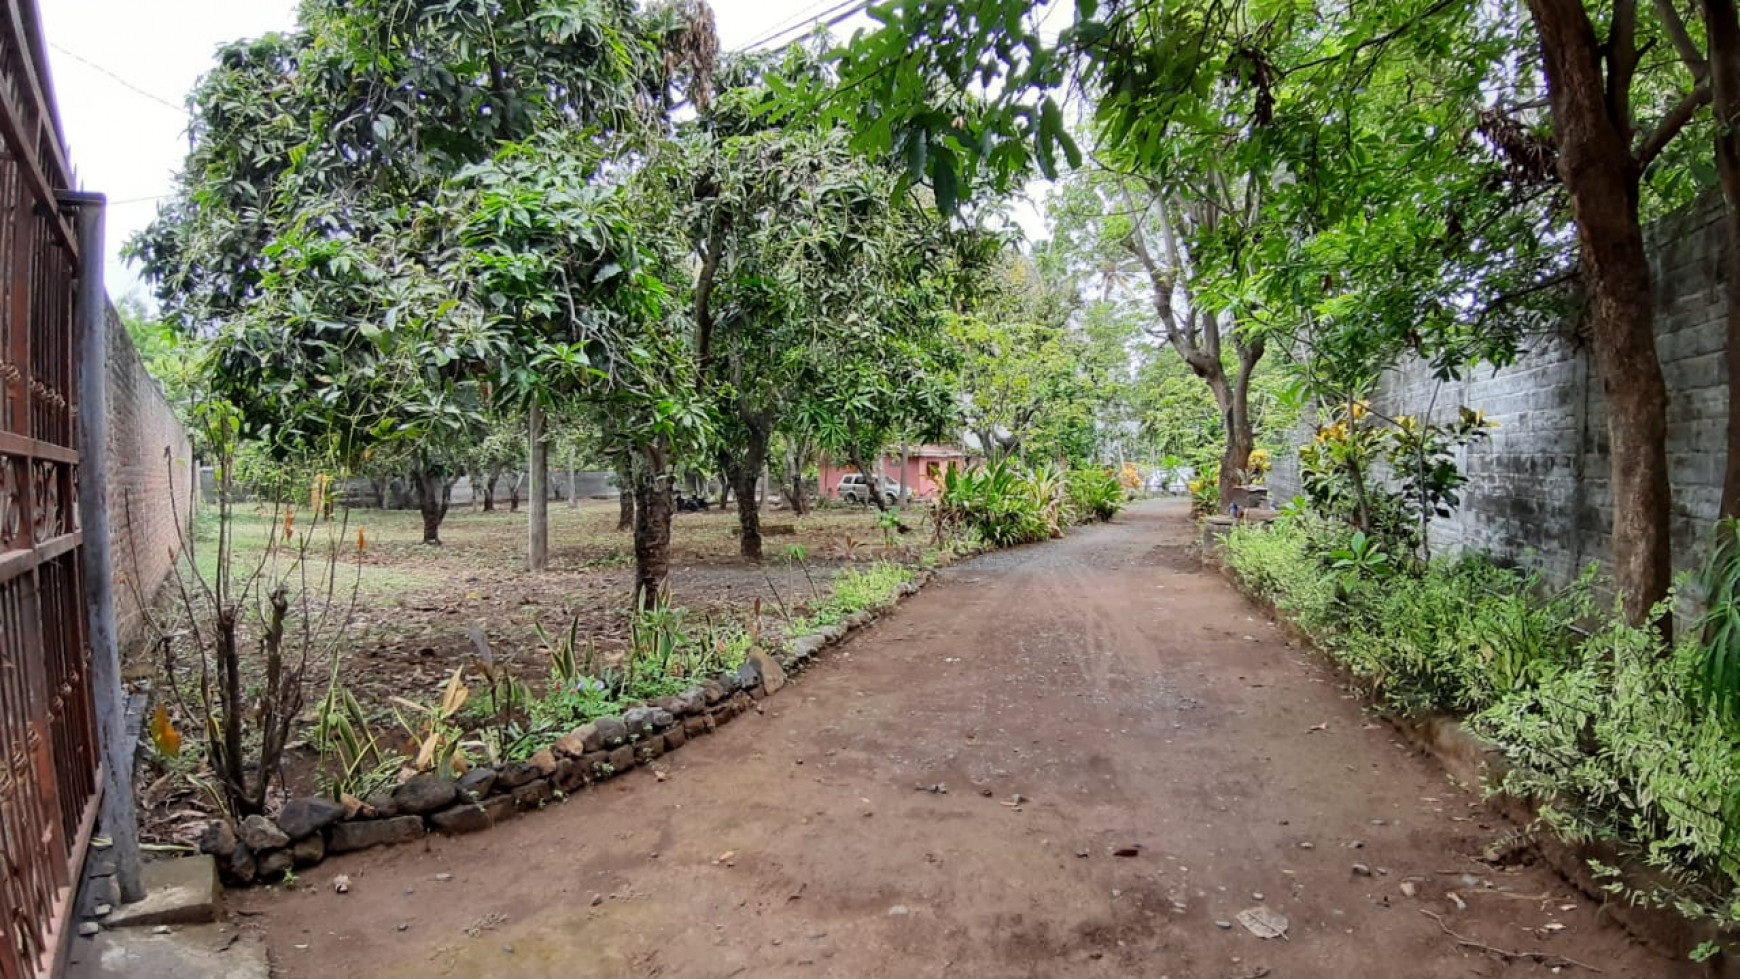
1298;402;1494;559
1221;514;1340;629
461;600;758;761
1695;517;1740;722
1066;466;1125;523
1225;516;1586;715
1226;515;1740;927
940;459;1123;546
1188;460;1220;516
828;561;912;614
939;458;1051;547
1474;611;1740;925
790;562;915;635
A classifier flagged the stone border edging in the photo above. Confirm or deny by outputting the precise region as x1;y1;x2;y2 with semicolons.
194;568;938;886
1209;542;1739;974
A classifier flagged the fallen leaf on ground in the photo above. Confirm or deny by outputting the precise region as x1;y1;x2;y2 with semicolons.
1236;906;1289;940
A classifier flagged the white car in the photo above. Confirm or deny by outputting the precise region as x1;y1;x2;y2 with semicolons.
836;473;901;506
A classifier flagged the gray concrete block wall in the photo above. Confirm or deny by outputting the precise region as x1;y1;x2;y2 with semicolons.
102;302;197;656
322;470;622;509
1268;193;1731;588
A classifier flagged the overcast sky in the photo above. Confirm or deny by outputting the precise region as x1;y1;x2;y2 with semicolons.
41;0;1038;306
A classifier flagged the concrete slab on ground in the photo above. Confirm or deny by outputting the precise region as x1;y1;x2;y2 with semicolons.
65;923;266;979
101;855;220;927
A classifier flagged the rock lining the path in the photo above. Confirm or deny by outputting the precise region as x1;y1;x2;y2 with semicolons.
196;568;935;885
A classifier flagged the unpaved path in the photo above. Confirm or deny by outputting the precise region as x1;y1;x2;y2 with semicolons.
245;500;1687;978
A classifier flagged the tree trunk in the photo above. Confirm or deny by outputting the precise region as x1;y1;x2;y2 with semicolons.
783;443;809;514
528;404;549;572
616;462;635;531
215;606;247;813
851;450;890;511
728;421;771;561
508;474;522;513
631;446;674;606
567;444;579;510
975;426;1001;466
483;468;500;512
1529;0;1674;629
1216;341;1264;510
414;464;449;545
1710;0;1740;519
1204;369;1239;510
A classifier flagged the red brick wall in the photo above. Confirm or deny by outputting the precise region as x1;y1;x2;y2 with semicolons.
101;302;196;655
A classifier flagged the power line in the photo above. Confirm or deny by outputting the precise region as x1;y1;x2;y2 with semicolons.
46;41;183;114
750;0;865;50
741;0;868;52
735;0;842;51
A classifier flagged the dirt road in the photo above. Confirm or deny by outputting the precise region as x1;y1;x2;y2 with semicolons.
244;500;1687;978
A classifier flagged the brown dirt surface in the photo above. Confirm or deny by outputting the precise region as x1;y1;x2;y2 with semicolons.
302;503;905;714
149;501;899;700
238;500;1690;978
133;501;906;829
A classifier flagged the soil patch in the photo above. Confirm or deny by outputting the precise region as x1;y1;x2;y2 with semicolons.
133;501;911;840
235;500;1687;978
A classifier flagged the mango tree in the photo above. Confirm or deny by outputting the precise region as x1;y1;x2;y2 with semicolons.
648;49;962;558
130;0;672;528
803;0;1707;626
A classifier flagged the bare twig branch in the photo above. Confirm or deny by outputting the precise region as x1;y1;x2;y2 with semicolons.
1418;909;1605;973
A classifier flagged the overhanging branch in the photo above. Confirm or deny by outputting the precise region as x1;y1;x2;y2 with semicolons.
1635;81;1712;169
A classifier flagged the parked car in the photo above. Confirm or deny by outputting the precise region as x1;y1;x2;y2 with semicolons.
836;473;901;506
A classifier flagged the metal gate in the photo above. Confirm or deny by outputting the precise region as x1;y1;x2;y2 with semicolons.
0;2;101;977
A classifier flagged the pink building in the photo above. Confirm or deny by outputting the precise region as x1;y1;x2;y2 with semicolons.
818;444;975;501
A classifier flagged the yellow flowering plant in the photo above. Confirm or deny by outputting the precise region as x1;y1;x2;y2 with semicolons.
1298;400;1494;557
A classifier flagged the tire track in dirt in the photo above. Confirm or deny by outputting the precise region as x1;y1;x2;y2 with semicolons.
240;500;1690;979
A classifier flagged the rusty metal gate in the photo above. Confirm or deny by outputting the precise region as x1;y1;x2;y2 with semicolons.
0;2;100;977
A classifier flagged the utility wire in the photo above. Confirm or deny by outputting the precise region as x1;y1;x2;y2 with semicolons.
741;0;869;52
47;41;183;114
761;0;867;49
735;0;842;52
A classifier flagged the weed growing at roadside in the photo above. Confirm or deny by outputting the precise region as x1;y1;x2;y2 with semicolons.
1224;515;1740;929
